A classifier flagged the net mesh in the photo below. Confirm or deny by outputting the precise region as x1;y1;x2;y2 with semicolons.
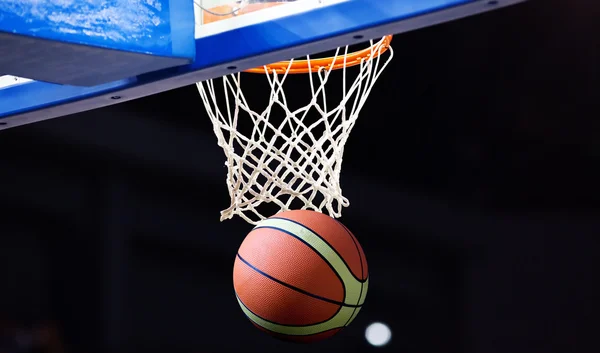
197;38;393;224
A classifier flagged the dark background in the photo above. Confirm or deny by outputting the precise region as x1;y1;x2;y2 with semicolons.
1;0;599;352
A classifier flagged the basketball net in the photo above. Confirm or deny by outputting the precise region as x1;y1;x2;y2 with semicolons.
197;36;393;224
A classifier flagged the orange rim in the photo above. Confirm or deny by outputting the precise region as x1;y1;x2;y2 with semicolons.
244;35;393;74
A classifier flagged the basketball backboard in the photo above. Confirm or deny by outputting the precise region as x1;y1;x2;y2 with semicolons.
0;0;526;131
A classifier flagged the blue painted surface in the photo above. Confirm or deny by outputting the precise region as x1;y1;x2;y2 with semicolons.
0;78;139;119
0;0;195;57
0;0;519;126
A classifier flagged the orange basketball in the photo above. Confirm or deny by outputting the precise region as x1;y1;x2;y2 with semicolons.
233;210;369;343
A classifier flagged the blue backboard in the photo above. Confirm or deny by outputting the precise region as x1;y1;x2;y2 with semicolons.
0;0;526;131
0;0;195;86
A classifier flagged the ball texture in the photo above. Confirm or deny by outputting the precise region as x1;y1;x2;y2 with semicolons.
233;210;368;343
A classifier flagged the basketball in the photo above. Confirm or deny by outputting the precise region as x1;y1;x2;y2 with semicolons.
233;210;369;343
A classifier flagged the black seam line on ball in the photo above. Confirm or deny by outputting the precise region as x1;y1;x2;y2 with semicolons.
237;252;345;326
250;224;350;302
236;293;347;331
237;254;362;308
268;217;367;283
251;224;347;301
336;220;366;326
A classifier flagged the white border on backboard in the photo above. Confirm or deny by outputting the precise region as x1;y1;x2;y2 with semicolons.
194;0;348;38
0;75;32;90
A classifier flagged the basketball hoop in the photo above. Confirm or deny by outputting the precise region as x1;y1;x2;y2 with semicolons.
196;7;394;223
244;35;393;74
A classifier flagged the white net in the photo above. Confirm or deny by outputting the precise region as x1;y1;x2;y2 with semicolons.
197;37;393;224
